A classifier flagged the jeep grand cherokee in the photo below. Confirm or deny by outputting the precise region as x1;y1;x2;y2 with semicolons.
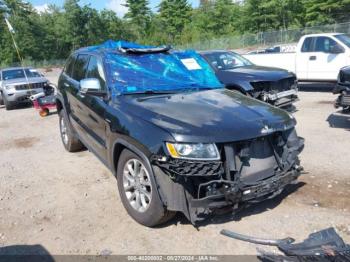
0;67;50;110
56;41;304;227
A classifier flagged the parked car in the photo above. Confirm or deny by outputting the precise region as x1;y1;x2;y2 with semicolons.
334;66;350;113
244;33;350;82
0;67;51;110
56;41;304;227
200;50;298;108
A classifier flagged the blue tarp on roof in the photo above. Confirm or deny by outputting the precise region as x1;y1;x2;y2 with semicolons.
100;40;153;50
88;40;223;95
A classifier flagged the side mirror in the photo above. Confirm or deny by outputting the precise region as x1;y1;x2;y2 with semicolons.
329;45;344;54
80;78;106;97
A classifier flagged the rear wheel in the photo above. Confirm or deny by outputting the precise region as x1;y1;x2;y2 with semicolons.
59;110;84;152
117;149;175;227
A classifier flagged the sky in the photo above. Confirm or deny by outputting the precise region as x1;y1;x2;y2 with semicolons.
29;0;200;17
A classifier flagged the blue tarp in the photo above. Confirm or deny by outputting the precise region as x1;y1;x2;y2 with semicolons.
86;40;223;95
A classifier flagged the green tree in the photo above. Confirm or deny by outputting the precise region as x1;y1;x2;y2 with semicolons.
303;0;350;26
240;0;304;33
158;0;192;42
124;0;151;40
63;0;88;50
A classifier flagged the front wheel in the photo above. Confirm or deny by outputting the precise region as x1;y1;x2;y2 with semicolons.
3;95;16;110
117;149;175;227
59;110;84;152
0;92;4;106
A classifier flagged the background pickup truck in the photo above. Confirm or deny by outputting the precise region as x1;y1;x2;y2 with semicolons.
244;33;350;82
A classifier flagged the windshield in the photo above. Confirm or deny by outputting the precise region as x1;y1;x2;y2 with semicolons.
2;68;41;80
335;34;350;48
203;52;253;71
105;50;223;95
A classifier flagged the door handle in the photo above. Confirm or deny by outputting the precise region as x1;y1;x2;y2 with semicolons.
309;56;316;61
64;82;69;87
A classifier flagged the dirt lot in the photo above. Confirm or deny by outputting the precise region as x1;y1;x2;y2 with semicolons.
0;70;350;256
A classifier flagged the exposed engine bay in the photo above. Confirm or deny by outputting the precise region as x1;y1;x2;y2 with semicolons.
250;76;299;108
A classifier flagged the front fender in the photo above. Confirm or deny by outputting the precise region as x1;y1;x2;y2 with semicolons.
226;80;254;93
106;103;175;174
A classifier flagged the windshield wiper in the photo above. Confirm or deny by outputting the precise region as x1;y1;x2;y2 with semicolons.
123;90;179;96
123;86;216;96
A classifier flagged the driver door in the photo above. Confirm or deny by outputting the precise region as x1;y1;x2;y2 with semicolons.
307;36;346;81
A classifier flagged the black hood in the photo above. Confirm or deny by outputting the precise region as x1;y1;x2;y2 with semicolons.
119;89;296;143
216;65;294;86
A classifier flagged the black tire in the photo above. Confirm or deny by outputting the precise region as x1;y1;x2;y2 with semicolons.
0;92;4;106
3;95;16;110
58;109;84;152
117;149;175;227
342;107;350;114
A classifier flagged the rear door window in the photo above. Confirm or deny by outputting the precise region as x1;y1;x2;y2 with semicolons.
86;56;106;90
72;54;90;82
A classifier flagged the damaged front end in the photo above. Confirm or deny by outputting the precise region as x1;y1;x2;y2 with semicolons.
151;128;304;224
334;67;350;112
334;85;350;113
250;77;299;108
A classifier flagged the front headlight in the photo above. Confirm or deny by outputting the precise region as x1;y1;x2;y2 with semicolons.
5;85;15;90
166;142;220;160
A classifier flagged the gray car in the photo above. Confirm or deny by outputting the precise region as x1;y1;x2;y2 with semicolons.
0;67;50;110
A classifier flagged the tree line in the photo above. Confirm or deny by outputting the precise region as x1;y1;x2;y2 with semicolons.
1;0;350;65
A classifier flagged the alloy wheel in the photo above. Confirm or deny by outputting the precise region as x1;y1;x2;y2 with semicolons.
60;117;69;145
122;159;152;213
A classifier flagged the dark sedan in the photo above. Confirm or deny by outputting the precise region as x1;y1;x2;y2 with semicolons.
200;50;299;108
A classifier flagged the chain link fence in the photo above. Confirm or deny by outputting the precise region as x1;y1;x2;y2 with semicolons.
180;22;350;51
1;58;66;69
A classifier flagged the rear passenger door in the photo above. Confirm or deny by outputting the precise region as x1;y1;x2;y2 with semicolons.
64;54;90;138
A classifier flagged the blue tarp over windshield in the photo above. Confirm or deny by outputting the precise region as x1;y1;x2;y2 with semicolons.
85;40;223;95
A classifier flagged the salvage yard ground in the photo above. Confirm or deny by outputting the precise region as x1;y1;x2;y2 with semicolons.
0;69;349;255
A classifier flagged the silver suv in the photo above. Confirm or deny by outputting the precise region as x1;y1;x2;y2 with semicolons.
0;67;49;110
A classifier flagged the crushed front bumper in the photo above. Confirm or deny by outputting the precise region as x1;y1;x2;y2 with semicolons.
334;84;350;109
266;88;299;107
152;130;304;224
335;94;350;108
190;169;300;209
153;164;302;224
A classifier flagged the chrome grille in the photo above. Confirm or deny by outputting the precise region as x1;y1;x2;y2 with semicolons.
15;82;45;90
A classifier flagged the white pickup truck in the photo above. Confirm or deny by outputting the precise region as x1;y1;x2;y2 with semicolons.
244;33;350;82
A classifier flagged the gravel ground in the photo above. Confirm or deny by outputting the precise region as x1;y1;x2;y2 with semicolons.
0;69;349;256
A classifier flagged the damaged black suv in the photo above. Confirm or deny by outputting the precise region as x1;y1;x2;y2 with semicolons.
56;41;304;227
